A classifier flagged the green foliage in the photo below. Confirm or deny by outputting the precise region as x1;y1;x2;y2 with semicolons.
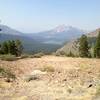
1;41;9;54
7;40;12;54
79;35;89;57
15;40;23;56
20;53;44;59
10;40;17;55
0;44;3;54
0;40;23;56
67;51;75;57
94;31;100;58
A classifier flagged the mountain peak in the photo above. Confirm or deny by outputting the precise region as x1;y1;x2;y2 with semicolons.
0;24;23;35
54;25;74;33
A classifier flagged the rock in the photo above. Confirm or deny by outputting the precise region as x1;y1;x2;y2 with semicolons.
88;84;93;88
58;71;61;74
24;75;39;82
30;70;47;75
55;80;58;83
63;79;67;82
4;78;14;83
61;83;65;87
24;70;47;82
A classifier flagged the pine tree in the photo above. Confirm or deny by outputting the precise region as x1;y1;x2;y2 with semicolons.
94;31;100;58
0;43;2;54
79;35;89;57
15;40;23;56
68;51;74;57
1;41;9;54
10;40;17;56
1;40;23;56
7;40;12;54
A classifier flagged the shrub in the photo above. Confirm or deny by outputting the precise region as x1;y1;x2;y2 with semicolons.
33;52;44;58
95;84;100;96
28;55;35;58
20;54;30;59
0;54;18;61
67;88;72;93
92;84;100;99
0;67;16;80
94;32;100;58
41;65;55;72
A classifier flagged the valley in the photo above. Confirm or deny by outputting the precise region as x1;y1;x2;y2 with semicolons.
0;24;84;54
0;0;100;100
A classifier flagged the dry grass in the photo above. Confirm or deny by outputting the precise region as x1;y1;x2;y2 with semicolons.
0;56;100;100
94;84;100;99
0;67;16;80
0;54;18;61
33;52;44;58
41;65;55;72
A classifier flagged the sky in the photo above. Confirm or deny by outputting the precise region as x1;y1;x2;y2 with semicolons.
0;0;100;33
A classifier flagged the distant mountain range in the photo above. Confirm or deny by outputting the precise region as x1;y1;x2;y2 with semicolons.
0;24;84;53
0;25;23;35
56;28;100;56
27;25;84;44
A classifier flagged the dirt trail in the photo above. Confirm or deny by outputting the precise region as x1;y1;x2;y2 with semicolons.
0;56;100;100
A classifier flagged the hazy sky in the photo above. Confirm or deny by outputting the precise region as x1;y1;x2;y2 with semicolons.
0;0;100;33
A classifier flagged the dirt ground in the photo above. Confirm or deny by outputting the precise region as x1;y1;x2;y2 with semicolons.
0;56;100;100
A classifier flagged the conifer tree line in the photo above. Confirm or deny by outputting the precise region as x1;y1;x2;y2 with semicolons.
0;40;23;56
79;31;100;58
79;35;89;57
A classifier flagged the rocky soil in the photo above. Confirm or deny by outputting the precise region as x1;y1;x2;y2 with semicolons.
0;56;100;100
